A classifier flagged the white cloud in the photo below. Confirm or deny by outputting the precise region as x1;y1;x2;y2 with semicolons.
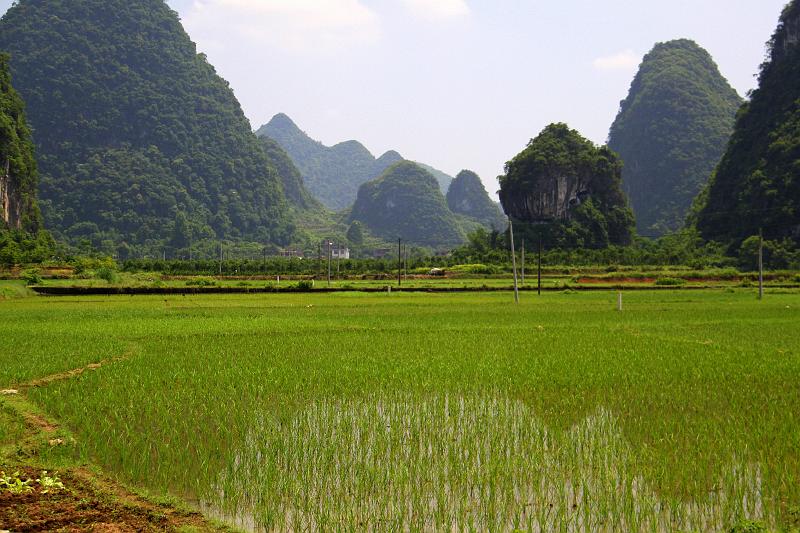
183;0;381;54
401;0;471;21
592;50;640;71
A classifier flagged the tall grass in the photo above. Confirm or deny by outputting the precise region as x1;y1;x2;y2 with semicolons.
1;291;797;530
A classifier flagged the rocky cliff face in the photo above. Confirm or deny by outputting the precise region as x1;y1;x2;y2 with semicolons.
772;2;800;61
499;123;635;248
696;0;800;246
502;173;589;223
0;53;40;232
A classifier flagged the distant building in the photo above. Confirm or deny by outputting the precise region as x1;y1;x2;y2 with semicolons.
279;249;304;258
321;241;350;260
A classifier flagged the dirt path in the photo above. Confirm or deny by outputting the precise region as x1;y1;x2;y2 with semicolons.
1;353;235;532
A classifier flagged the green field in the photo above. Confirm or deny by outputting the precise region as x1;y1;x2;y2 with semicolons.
2;288;799;531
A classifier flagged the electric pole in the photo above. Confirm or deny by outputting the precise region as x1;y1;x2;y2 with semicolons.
327;241;332;287
521;240;525;285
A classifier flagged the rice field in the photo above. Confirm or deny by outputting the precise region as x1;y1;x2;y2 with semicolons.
2;289;799;531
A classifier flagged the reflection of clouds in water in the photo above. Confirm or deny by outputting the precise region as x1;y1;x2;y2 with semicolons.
210;395;767;532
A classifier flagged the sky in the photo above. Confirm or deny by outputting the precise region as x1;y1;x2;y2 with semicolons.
0;0;791;198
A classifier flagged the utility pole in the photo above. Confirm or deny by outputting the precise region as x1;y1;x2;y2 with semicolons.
397;238;402;287
219;242;222;276
521;240;525;285
758;228;764;300
509;218;519;304
538;234;543;296
327;241;332;287
317;243;322;280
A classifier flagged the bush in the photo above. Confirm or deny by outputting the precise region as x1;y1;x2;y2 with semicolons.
185;277;216;287
728;519;766;533
297;280;314;290
450;264;501;275
73;256;117;276
654;277;686;286
21;268;42;285
96;266;119;284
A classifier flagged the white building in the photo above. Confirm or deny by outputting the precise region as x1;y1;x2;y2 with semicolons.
322;241;350;260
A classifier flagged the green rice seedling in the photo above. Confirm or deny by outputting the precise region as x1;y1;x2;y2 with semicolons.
0;290;796;531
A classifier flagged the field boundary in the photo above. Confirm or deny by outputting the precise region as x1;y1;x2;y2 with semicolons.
29;284;790;296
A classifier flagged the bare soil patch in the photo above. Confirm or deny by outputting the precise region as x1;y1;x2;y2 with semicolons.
0;468;215;532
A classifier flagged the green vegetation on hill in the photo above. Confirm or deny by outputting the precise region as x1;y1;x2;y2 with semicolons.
499;123;635;248
0;52;57;264
696;1;800;250
608;39;742;236
259;136;317;210
0;0;293;258
0;52;40;233
415;162;454;195
447;170;506;231
257;113;395;211
350;161;464;247
258;113;453;210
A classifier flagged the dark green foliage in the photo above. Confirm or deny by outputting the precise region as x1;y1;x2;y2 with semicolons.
696;2;800;247
346;221;365;245
0;52;40;232
259;136;316;210
738;234;800;270
446;170;505;231
349;161;464;247
0;0;292;254
257;113;393;211
499;123;635;248
20;267;41;285
452;227;740;269
257;113;453;210
0;229;57;265
414;162;454;195
608;39;742;236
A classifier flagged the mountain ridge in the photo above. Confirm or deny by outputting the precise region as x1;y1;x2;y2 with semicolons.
608;39;742;236
258;113;453;210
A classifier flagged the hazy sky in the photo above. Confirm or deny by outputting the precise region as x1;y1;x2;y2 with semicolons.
0;0;790;198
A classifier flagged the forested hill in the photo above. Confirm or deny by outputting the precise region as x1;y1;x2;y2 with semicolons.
259;136;317;211
608;39;742;237
257;113;453;210
0;52;40;233
696;1;800;248
499;123;635;249
446;170;505;231
0;0;294;256
349;161;464;247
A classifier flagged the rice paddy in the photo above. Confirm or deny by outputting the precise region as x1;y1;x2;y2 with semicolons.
2;288;799;531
